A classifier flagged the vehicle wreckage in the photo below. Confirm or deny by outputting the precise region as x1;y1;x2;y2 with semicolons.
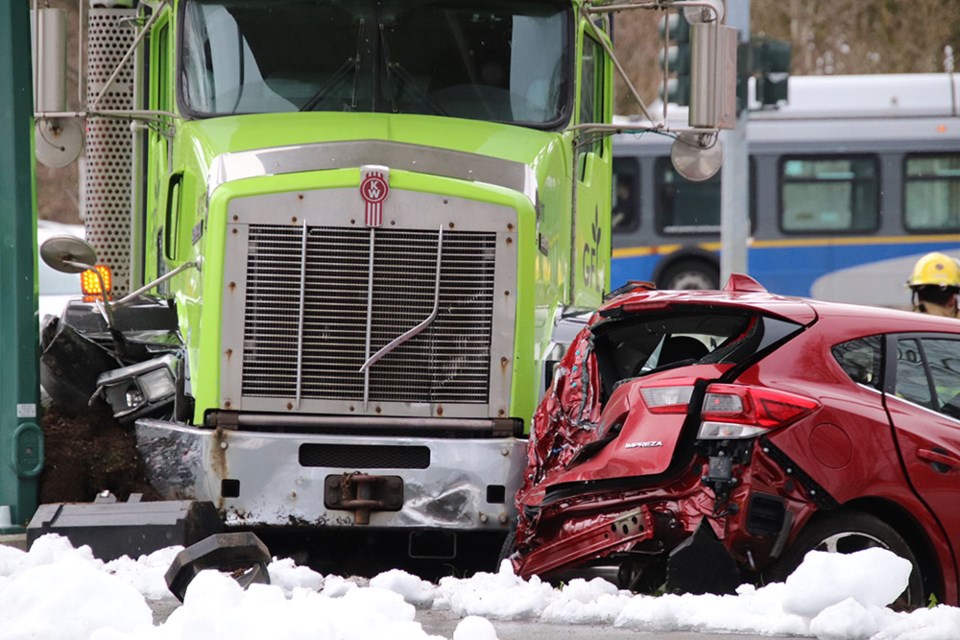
506;275;960;609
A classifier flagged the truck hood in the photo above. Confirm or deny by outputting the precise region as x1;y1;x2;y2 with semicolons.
179;112;563;189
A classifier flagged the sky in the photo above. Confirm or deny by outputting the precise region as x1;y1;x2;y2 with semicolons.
0;534;958;640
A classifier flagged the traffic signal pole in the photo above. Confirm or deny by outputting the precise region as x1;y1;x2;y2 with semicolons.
720;0;749;283
0;2;44;530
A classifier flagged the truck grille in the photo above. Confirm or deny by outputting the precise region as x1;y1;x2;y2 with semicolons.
240;225;496;404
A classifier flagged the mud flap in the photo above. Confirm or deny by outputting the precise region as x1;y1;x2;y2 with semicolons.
165;532;272;602
26;498;222;562
666;519;740;595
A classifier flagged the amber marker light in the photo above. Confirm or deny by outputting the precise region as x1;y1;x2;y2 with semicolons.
81;265;113;301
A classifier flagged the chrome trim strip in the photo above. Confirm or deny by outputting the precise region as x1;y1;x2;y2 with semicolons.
207;140;529;197
363;227;375;406
360;226;444;374
295;218;308;409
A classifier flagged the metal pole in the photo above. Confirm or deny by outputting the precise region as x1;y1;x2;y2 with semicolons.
720;0;749;285
0;1;44;530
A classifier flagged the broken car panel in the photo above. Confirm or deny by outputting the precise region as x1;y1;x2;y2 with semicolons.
509;276;960;608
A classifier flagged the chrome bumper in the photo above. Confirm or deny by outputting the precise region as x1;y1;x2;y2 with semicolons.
135;419;526;529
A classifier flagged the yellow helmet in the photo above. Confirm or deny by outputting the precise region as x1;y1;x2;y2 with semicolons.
907;252;960;288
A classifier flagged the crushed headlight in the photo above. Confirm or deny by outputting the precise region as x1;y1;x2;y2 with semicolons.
96;353;178;421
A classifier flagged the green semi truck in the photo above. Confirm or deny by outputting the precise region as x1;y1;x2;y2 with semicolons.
30;0;734;568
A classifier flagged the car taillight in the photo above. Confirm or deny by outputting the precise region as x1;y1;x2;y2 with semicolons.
698;383;819;439
639;383;696;414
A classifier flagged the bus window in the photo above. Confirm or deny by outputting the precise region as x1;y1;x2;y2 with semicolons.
612;157;639;233
655;157;721;234
904;154;960;232
780;156;879;233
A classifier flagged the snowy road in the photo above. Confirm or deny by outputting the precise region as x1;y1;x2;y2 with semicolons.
149;601;791;639
2;534;959;639
415;609;790;639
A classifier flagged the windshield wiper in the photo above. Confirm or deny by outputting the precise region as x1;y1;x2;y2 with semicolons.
378;23;447;116
300;19;364;112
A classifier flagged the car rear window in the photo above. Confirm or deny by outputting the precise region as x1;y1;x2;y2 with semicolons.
590;308;802;400
831;335;882;390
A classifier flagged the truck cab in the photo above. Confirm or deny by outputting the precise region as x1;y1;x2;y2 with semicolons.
39;0;614;568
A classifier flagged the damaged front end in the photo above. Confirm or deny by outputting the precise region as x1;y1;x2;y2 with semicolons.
39;235;189;423
510;287;822;594
40;297;187;423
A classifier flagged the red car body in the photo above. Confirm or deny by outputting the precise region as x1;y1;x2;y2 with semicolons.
509;275;960;607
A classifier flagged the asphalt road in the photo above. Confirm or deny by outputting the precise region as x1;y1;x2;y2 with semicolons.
148;597;806;639
415;608;806;640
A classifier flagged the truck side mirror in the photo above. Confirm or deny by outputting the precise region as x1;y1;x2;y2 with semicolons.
40;235;118;330
39;235;98;274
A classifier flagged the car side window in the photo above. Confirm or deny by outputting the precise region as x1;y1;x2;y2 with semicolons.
831;335;882;390
920;338;960;419
894;338;933;409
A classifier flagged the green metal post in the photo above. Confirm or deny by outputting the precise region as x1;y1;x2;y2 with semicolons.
0;2;44;530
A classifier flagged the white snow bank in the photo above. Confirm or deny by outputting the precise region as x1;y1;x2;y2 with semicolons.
0;534;957;640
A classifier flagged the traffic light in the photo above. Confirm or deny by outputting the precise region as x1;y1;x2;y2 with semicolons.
734;36;792;112
658;11;691;106
754;38;791;106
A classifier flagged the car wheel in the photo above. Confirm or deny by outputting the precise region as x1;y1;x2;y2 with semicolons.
659;260;719;290
764;512;925;610
496;524;516;570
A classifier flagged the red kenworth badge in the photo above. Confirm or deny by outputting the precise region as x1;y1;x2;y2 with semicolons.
359;165;390;227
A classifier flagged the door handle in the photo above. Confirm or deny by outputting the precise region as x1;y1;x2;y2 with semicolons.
917;448;960;471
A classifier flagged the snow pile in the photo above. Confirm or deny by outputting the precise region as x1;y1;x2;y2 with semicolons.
0;534;958;640
0;536;152;640
783;548;914;617
433;559;557;619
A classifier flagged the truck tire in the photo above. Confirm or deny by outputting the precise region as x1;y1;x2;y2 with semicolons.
659;260;719;290
763;512;925;610
496;525;516;571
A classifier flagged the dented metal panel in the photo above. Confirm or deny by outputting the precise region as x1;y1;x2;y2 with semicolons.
135;419;525;529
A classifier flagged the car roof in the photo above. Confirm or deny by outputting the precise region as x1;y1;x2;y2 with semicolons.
598;275;960;337
600;276;819;326
807;297;960;335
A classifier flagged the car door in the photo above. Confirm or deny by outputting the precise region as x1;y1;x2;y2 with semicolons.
884;333;960;551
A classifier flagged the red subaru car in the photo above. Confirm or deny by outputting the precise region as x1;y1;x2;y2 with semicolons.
508;275;960;609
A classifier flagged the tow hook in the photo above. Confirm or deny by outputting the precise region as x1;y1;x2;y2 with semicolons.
324;472;403;524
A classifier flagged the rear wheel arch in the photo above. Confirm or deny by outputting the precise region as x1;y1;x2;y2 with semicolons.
767;503;939;608
849;498;946;603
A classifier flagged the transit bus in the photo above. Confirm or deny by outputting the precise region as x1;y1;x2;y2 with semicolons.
610;73;960;308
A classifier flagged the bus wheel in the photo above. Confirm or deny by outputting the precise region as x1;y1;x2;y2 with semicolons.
659;260;719;290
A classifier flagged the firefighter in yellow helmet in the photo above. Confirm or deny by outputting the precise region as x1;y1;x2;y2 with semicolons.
907;252;960;317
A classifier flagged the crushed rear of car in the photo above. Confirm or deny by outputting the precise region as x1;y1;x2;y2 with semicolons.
508;275;960;609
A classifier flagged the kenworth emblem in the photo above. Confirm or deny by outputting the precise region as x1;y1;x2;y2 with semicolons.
360;165;390;227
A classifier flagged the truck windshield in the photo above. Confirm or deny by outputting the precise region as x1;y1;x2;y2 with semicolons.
180;0;571;127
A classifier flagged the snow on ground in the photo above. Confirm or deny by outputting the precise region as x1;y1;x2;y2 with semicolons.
0;535;958;640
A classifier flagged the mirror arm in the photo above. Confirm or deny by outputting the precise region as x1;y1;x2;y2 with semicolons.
116;259;200;306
